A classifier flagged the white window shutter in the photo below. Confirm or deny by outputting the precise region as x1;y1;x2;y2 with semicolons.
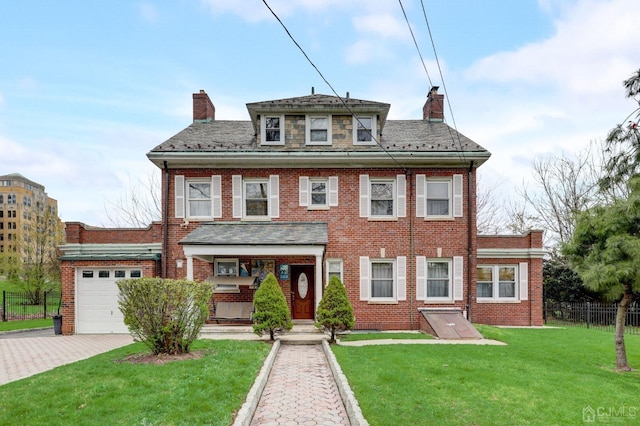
359;256;370;301
269;175;279;218
232;175;242;218
397;256;406;301
299;176;309;207
416;256;426;301
174;175;185;218
359;174;370;218
416;174;426;218
212;175;222;218
453;174;463;218
329;176;339;206
396;174;406;218
453;256;464;301
519;262;529;300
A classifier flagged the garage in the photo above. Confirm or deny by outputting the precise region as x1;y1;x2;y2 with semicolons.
76;268;141;334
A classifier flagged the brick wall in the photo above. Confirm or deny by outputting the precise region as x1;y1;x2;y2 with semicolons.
64;222;163;244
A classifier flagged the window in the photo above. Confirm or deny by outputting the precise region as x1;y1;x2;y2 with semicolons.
371;261;394;298
233;175;279;219
82;271;94;278
188;181;211;218
98;271;110;278
417;256;463;302
174;175;221;220
326;259;343;284
130;270;142;278
477;265;518;300
426;181;450;216
115;270;126;278
261;115;285;145
299;176;338;209
416;174;463;219
353;116;377;145
214;259;240;292
359;175;406;219
306;115;331;145
360;256;406;302
427;261;451;299
0;195;3;204
245;180;268;217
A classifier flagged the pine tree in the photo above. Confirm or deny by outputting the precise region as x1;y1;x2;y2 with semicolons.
316;275;355;343
252;273;292;340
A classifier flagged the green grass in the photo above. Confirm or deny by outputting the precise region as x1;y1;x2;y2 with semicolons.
0;318;53;332
338;332;433;342
0;339;271;425
332;326;640;425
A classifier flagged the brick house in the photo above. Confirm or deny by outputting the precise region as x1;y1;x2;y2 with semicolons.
59;88;544;335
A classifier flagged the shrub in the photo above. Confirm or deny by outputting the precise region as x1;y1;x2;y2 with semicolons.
252;273;292;340
117;278;212;355
316;275;355;343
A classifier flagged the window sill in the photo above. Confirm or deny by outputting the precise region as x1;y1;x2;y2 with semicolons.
476;299;521;304
213;289;241;294
422;300;455;304
367;300;398;305
241;217;271;222
423;216;454;221
308;206;330;211
367;217;398;222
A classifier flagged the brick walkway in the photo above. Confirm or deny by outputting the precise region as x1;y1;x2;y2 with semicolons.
251;345;350;425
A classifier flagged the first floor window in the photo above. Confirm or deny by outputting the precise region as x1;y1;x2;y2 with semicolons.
477;265;517;299
427;261;450;298
327;259;343;283
371;261;394;298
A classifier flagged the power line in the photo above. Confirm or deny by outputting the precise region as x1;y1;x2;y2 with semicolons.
261;0;408;172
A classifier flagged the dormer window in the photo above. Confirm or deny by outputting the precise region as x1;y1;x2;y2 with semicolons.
306;115;332;145
353;116;377;145
260;115;285;145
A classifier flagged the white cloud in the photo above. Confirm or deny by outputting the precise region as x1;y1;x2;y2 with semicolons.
139;2;159;23
200;0;345;23
352;13;408;41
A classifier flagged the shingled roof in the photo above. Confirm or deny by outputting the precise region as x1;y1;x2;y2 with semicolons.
179;222;328;246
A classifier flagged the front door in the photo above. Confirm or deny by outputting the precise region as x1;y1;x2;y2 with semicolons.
291;265;314;320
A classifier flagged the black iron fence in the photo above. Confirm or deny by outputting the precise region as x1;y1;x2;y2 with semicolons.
1;290;61;321
544;301;640;335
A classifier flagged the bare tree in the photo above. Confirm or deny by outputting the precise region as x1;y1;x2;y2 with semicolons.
476;171;508;234
104;170;162;228
507;141;611;251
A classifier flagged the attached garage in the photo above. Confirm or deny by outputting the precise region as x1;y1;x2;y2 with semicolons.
76;268;142;334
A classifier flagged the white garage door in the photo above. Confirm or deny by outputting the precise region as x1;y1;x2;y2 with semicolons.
76;268;141;334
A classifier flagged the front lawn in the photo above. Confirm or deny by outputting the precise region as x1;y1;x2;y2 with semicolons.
0;339;271;425
338;332;433;342
0;318;53;332
333;326;640;425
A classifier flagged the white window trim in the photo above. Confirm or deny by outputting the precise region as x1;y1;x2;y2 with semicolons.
360;175;405;220
243;178;270;220
416;256;463;302
476;263;527;302
353;115;377;145
425;259;453;302
300;176;338;209
325;258;343;286
359;256;406;303
416;174;463;219
186;179;212;220
260;114;285;145
306;115;332;145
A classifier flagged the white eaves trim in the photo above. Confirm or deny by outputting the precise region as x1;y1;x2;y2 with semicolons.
477;248;546;259
59;243;162;256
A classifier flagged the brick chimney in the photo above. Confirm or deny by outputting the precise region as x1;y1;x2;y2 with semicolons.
193;90;215;122
423;86;444;122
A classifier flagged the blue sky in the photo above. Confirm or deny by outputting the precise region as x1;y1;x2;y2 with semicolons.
1;0;638;226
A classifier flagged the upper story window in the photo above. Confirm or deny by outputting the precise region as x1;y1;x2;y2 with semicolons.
299;176;338;209
188;181;211;218
416;174;463;219
261;115;285;145
353;116;377;145
174;175;222;220
306;115;332;145
233;175;279;220
359;175;406;220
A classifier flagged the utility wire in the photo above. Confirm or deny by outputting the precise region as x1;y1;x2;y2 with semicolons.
261;0;408;172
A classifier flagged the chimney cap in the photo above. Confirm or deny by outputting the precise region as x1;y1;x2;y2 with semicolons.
429;86;440;95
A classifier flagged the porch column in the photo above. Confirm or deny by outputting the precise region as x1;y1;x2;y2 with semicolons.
186;255;194;280
315;254;323;310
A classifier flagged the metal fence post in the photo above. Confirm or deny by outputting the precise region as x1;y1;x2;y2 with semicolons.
586;302;591;329
43;291;47;319
2;290;5;322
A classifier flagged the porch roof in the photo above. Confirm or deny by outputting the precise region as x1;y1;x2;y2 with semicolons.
179;222;328;246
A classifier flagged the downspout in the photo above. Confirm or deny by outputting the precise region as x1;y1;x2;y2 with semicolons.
406;169;414;329
466;161;474;321
162;161;169;278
